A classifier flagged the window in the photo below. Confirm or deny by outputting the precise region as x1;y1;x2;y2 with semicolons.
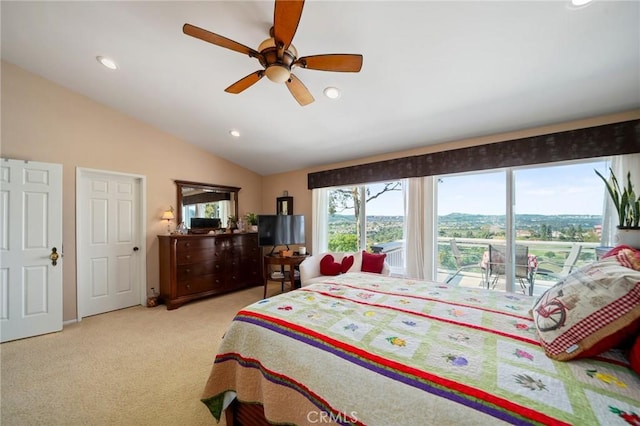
326;181;405;271
436;159;608;294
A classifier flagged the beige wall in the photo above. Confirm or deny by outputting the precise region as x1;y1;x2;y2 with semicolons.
3;60;638;321
1;61;263;321
262;110;640;252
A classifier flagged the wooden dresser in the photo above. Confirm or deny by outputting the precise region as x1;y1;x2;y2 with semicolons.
158;233;261;309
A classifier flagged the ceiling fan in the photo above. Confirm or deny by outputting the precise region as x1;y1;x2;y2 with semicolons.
183;0;363;106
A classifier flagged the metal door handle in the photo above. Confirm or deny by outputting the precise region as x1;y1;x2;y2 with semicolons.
50;247;59;266
133;246;139;252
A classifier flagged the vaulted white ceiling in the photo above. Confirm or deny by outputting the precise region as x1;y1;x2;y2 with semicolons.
2;1;638;175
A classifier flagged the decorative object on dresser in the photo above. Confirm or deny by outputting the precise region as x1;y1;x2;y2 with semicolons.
245;212;258;232
161;207;175;234
158;233;261;309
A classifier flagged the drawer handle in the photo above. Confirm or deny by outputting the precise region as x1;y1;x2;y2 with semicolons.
185;284;191;289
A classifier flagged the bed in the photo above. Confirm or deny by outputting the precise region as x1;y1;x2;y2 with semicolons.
202;269;640;425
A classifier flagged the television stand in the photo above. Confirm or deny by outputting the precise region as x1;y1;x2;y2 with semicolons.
263;254;308;298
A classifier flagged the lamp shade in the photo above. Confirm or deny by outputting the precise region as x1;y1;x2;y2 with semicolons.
161;210;175;220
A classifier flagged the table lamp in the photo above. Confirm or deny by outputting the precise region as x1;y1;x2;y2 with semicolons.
161;207;175;234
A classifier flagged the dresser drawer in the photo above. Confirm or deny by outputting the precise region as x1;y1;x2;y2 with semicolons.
235;234;258;247
176;260;224;281
176;274;223;297
176;247;223;265
176;237;225;252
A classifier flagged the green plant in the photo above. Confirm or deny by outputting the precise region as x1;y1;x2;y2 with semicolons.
595;168;640;228
244;212;258;226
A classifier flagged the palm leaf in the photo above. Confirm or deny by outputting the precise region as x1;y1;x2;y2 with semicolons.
595;168;621;220
595;167;640;228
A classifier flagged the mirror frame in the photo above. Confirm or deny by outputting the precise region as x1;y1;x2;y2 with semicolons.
175;180;240;226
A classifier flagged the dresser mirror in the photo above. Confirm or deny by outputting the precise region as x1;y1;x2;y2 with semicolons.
175;180;240;233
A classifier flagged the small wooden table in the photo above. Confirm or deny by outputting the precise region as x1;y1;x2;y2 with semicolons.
263;254;308;298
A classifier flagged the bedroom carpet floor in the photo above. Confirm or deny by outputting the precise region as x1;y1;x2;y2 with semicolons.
0;284;283;426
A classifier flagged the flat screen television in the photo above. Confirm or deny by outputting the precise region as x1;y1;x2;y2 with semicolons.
258;215;305;250
190;217;221;229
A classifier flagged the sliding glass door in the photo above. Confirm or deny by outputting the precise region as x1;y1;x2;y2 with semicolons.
436;171;506;287
437;159;608;294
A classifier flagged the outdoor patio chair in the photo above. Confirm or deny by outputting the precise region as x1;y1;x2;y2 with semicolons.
485;244;532;294
445;239;484;284
535;245;582;282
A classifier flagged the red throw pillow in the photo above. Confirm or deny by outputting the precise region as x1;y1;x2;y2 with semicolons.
630;335;640;375
320;254;342;276
341;255;355;273
361;251;386;274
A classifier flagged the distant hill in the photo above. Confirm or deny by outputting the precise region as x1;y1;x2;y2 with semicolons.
330;213;602;228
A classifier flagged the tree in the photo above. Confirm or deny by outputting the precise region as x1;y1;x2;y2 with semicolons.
329;182;402;248
328;233;358;252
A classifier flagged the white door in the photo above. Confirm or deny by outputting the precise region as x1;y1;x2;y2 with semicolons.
77;169;145;319
0;158;63;343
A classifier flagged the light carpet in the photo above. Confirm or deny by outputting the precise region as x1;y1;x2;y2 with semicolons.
0;284;285;426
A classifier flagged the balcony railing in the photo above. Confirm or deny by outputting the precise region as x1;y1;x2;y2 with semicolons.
371;237;600;292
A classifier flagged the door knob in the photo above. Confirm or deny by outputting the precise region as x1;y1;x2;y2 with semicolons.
133;247;139;251
50;247;59;266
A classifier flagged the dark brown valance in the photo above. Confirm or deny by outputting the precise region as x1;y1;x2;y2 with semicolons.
308;119;640;189
182;191;230;206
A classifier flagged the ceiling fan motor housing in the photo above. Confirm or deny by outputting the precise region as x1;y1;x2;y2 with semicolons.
258;38;297;83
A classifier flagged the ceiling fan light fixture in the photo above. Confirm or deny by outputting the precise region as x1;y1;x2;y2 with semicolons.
264;64;291;83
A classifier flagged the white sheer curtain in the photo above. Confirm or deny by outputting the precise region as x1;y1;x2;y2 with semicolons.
601;153;640;246
312;188;329;255
219;201;230;227
403;176;437;280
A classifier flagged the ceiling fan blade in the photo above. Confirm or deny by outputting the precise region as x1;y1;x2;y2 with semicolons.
183;23;260;58
273;0;305;50
286;74;314;106
225;71;264;94
295;54;363;72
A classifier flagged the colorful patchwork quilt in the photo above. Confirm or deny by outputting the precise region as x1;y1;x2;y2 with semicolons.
202;272;640;425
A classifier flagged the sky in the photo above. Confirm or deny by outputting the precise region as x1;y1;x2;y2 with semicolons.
346;159;610;216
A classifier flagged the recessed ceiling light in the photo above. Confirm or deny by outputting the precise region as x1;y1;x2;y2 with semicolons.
229;130;240;138
323;87;341;100
96;56;118;70
570;0;593;8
